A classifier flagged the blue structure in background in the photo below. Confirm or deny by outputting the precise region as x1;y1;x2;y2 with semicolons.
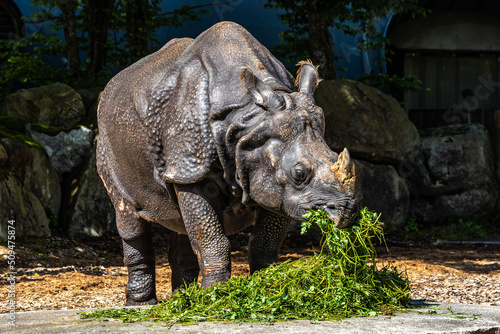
12;0;390;79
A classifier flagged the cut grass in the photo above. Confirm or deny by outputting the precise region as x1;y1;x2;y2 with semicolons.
81;208;410;323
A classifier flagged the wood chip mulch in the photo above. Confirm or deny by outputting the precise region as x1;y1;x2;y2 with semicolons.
1;235;499;313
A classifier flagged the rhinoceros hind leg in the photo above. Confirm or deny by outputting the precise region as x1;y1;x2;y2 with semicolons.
168;232;200;291
175;182;231;288
115;202;157;306
249;210;289;273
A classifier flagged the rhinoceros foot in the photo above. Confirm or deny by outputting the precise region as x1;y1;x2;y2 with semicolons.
125;297;158;306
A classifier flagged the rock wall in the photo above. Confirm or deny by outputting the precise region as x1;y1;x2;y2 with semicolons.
63;147;116;237
408;124;498;222
0;83;112;241
315;79;420;165
0;140;52;240
3;83;86;128
26;125;93;181
354;160;410;228
490;110;500;190
316;79;499;228
1;138;61;216
315;79;417;227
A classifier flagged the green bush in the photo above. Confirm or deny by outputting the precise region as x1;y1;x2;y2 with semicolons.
357;73;430;103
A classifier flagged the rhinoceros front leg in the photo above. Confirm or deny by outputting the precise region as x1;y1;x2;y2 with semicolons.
249;210;290;273
168;232;200;291
174;182;231;288
115;200;157;306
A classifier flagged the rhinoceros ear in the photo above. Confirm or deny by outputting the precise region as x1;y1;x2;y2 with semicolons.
295;60;321;98
240;67;286;111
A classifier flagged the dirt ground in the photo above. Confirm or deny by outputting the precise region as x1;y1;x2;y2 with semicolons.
1;232;499;313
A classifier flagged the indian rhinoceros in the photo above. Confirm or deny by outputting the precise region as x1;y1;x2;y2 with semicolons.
96;21;357;305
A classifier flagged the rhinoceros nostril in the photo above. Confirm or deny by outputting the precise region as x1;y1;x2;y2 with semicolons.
327;203;338;209
322;204;339;219
325;203;342;212
321;199;357;228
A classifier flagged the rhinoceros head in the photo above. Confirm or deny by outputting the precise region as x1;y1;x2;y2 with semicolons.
232;61;357;227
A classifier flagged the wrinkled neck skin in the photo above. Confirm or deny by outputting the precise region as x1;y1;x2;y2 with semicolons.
208;100;268;204
210;92;357;225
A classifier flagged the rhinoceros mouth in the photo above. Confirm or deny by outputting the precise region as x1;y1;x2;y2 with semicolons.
322;206;350;228
318;198;357;229
292;196;356;228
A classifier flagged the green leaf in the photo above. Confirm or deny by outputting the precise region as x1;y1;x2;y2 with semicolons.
82;207;410;324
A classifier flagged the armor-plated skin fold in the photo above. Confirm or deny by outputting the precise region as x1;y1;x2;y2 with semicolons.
97;22;357;305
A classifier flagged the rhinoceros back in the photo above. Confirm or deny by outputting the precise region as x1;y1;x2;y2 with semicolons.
98;37;194;124
97;37;193;212
146;22;295;185
97;22;294;210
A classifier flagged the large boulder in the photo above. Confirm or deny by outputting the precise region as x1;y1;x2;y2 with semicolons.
63;144;116;237
409;124;498;222
80;88;103;135
1;138;61;217
490;110;500;186
315;80;420;165
0;142;51;241
26;125;93;181
0;175;51;241
76;86;103;113
2;83;86;128
0;143;7;164
354;160;410;228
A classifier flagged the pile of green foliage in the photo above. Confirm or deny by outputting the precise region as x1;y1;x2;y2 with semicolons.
81;208;410;323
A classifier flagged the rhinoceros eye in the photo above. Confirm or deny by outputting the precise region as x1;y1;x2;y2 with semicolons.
291;163;308;184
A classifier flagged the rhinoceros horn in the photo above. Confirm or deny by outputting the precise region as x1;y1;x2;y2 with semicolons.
331;148;355;190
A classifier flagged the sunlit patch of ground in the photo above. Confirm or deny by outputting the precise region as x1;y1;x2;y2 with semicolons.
1;235;498;313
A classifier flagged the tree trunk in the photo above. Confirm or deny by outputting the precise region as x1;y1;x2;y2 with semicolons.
88;0;113;76
126;0;149;61
60;0;80;78
306;0;336;80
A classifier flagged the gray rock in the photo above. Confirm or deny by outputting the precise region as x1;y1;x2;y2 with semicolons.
0;173;51;242
26;125;93;180
412;189;496;222
64;145;116;237
1;138;61;217
77;86;103;112
354;160;410;228
490;110;500;186
0;143;7;165
315;79;420;165
2;83;86;128
409;124;498;222
82;90;103;135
